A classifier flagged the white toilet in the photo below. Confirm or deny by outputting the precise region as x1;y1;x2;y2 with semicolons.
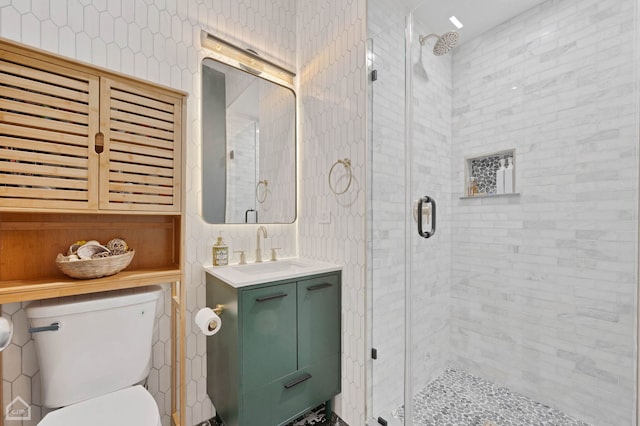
26;286;164;426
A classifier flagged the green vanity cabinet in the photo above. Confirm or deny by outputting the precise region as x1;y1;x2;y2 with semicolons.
206;271;341;426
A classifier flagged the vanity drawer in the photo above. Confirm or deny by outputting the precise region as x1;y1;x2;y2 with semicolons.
242;353;341;426
241;282;298;391
297;274;341;367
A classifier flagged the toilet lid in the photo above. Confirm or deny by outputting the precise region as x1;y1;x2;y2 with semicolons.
38;385;160;426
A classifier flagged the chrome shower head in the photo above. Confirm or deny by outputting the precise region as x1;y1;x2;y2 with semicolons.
419;31;459;56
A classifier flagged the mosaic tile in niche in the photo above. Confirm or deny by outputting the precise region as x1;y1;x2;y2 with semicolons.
470;156;500;194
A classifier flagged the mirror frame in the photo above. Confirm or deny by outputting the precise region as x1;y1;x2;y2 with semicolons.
200;44;297;225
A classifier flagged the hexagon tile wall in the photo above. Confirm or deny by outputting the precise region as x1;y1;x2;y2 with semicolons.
0;1;368;426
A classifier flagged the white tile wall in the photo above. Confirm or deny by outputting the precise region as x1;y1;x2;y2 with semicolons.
0;1;301;425
450;0;638;425
297;1;367;424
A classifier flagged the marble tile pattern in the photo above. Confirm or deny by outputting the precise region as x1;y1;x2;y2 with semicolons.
450;0;638;425
396;368;592;426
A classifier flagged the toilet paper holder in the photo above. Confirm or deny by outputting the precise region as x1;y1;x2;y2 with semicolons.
207;304;224;331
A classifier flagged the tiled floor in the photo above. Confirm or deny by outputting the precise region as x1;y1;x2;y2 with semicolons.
200;403;349;426
396;368;591;426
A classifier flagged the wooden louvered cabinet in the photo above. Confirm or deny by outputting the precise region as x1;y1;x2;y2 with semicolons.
0;39;186;426
0;46;182;212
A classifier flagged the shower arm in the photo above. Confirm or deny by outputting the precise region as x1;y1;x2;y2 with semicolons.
419;34;439;46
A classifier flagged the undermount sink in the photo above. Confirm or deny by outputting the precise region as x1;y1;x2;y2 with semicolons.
231;260;311;275
203;258;341;288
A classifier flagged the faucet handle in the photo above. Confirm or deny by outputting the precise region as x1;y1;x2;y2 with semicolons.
270;247;281;261
234;250;247;265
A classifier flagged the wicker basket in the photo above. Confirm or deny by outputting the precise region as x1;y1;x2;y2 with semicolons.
56;250;135;279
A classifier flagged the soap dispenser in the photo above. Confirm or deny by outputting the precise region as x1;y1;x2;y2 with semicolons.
496;158;506;195
212;232;229;266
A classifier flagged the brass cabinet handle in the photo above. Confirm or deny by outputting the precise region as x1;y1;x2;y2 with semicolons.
307;283;332;292
255;293;287;302
283;373;312;389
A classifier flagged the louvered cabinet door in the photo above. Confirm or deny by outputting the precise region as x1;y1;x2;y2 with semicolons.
0;49;100;210
100;78;182;212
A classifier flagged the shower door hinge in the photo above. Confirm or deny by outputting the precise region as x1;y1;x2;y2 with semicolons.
377;417;388;426
371;348;378;359
371;69;378;81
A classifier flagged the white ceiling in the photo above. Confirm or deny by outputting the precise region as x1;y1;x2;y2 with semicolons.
411;0;549;43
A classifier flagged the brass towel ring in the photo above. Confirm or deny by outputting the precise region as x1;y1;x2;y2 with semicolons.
256;180;268;203
329;158;352;195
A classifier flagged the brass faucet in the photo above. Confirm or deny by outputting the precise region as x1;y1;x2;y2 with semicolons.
255;226;268;262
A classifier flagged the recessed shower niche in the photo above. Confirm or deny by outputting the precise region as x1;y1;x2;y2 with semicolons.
463;149;518;198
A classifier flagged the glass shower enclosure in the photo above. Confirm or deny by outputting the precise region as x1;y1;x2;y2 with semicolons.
367;0;639;425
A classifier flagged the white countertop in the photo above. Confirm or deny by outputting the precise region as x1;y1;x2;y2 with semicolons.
203;257;342;288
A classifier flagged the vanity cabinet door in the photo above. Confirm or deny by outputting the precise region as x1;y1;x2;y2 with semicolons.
297;274;341;368
241;282;298;391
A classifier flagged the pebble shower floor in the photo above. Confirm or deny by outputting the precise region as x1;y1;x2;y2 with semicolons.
395;368;591;426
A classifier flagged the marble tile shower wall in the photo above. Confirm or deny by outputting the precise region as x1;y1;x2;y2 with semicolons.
450;0;638;425
0;1;298;425
297;1;367;424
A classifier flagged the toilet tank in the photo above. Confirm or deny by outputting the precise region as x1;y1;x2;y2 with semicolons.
25;286;163;408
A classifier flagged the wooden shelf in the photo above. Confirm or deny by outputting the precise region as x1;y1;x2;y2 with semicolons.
0;267;181;304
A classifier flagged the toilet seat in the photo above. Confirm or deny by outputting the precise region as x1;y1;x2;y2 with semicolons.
38;385;161;426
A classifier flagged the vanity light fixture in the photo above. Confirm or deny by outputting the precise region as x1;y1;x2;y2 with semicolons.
200;30;296;85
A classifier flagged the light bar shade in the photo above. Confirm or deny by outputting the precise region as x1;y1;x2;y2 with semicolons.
200;30;295;86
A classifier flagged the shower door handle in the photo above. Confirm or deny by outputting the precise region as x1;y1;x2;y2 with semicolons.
417;196;436;239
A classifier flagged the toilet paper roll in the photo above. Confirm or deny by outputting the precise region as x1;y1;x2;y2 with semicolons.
195;308;222;336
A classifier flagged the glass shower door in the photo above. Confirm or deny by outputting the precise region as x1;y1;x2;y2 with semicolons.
367;12;410;425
